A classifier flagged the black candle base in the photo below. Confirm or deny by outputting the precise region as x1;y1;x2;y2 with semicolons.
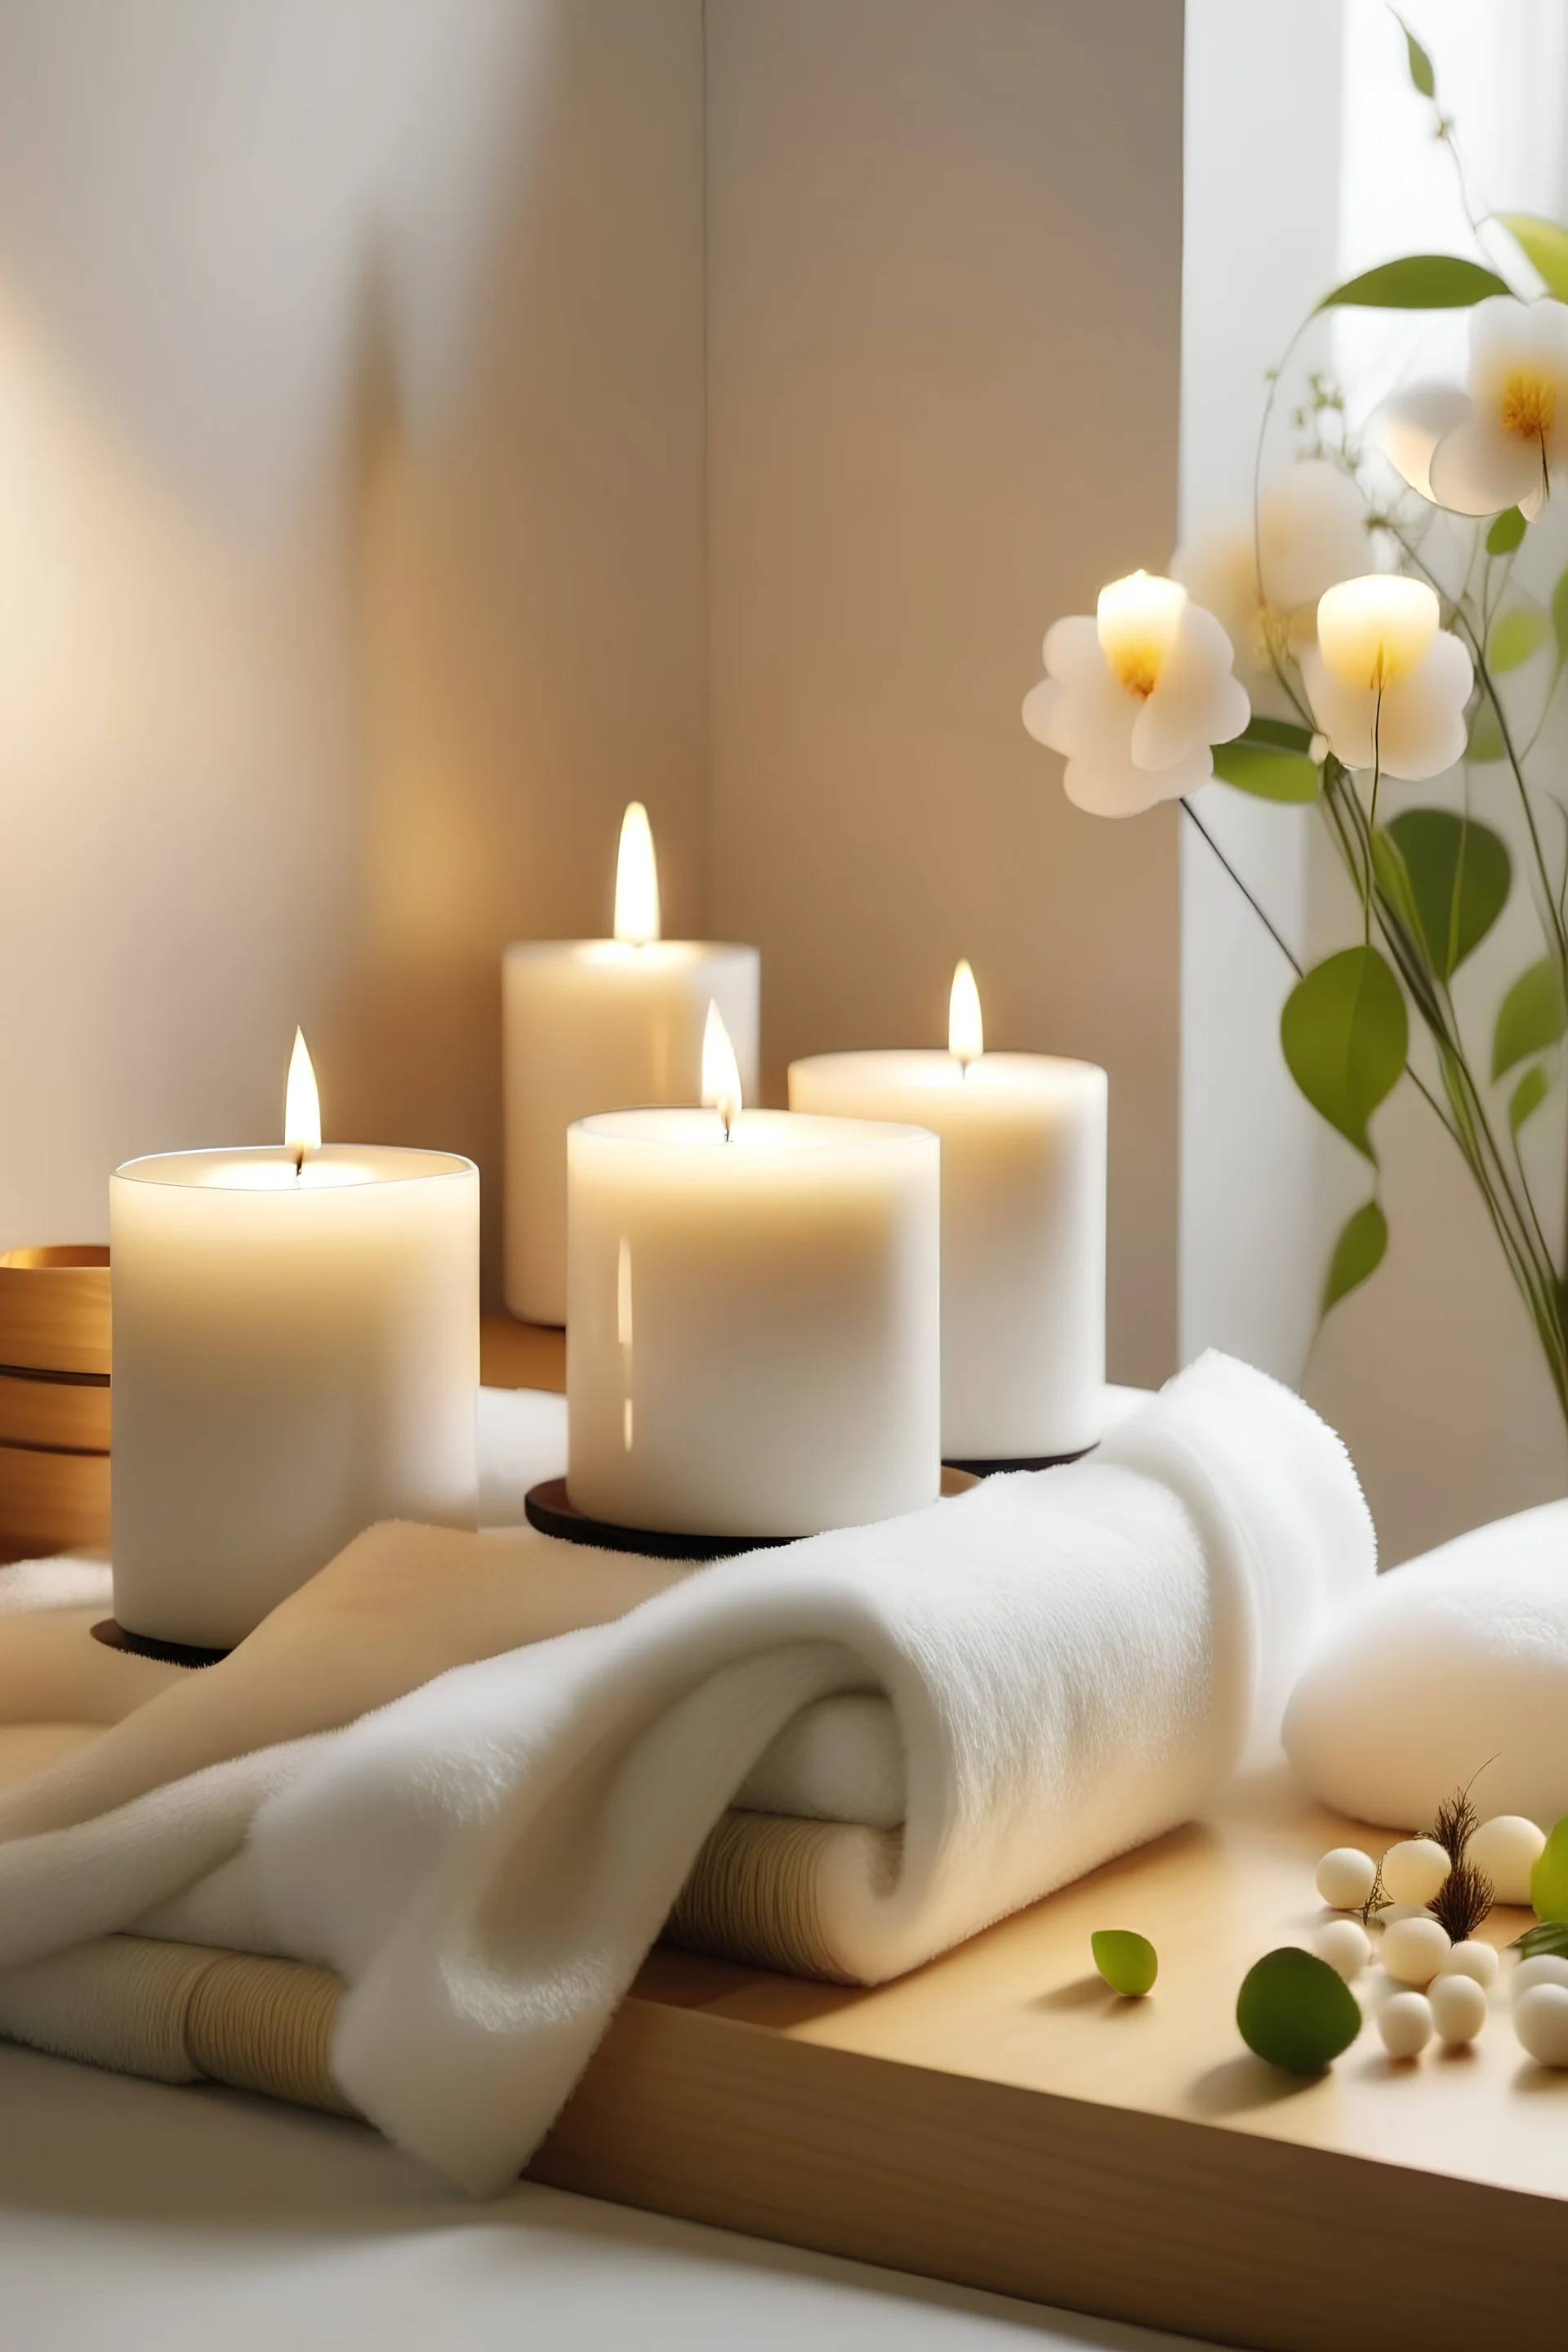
91;1617;229;1669
523;1477;791;1560
942;1446;1094;1477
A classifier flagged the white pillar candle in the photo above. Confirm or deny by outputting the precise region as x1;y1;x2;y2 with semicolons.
111;1036;479;1650
789;964;1107;1461
566;1023;939;1539
503;803;760;1326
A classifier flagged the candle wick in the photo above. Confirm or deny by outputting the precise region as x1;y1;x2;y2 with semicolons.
293;1147;305;1178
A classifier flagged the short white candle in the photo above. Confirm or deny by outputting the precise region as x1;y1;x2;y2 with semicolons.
502;803;760;1326
111;1036;479;1650
566;1012;939;1539
789;964;1107;1460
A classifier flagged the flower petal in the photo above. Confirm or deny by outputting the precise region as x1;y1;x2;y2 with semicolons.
1377;630;1473;782
1041;612;1107;686
1130;602;1247;770
1258;461;1375;612
1064;739;1209;817
1301;646;1377;769
1022;679;1065;749
1428;413;1544;515
1372;382;1474;500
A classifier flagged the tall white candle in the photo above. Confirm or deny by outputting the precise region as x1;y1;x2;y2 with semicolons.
503;803;760;1326
790;965;1107;1461
566;1016;939;1539
111;1036;479;1650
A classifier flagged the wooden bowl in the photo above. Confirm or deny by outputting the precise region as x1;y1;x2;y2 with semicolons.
0;1246;111;1376
0;1442;109;1550
0;1369;110;1452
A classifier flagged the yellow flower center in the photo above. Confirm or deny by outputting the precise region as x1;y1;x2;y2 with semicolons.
1500;369;1556;443
1096;571;1187;703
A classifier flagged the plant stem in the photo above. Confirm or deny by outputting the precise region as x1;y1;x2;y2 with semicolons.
1180;800;1303;978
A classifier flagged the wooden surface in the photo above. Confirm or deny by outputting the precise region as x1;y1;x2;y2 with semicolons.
0;1441;110;1548
0;1247;111;1377
482;1313;565;1393
0;1368;110;1453
532;1793;1566;2351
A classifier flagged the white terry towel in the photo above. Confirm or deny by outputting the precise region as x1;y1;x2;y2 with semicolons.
1285;1494;1568;1828
0;1352;1371;2194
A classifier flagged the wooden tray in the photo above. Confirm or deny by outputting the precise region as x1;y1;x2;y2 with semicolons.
0;1247;111;1377
0;1441;110;1548
531;1795;1566;2352
471;1319;1568;2344
0;1369;110;1453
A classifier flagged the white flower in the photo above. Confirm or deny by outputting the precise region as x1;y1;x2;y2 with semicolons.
1376;296;1568;520
1301;576;1472;779
1174;462;1375;713
1022;571;1250;817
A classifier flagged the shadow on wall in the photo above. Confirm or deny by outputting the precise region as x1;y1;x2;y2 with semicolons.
0;0;707;1299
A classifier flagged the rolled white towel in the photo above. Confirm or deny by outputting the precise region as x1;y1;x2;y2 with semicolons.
1285;1496;1568;1829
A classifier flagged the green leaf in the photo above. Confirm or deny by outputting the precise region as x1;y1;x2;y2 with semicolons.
1530;1819;1568;1922
1210;741;1321;802
1316;256;1511;312
1510;1064;1550;1134
1493;959;1568;1080
1395;12;1436;97
1486;506;1527;555
1515;1918;1568;1958
1091;1929;1158;1998
1281;946;1409;1161
1552;566;1568;662
1499;212;1568;303
1321;1199;1388;1314
1242;715;1316;753
1488;605;1550;672
1383;808;1511;978
1466;696;1506;763
1236;1948;1362;2074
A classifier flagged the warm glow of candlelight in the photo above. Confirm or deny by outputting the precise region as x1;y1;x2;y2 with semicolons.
284;1029;321;1168
613;800;661;946
1095;570;1187;701
949;959;983;1068
702;1000;742;1138
1316;575;1438;690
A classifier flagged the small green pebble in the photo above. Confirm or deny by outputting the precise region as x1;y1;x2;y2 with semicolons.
1530;1817;1568;1922
1236;1946;1361;2073
1092;1928;1158;1998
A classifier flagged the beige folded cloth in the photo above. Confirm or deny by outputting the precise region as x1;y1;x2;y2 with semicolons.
0;1524;681;1846
0;1931;352;2113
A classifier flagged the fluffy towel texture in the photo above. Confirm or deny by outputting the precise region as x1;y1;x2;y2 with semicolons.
0;1352;1371;2194
1285;1496;1568;1827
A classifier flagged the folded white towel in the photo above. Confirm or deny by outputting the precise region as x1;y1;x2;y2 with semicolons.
0;1352;1372;2194
1284;1495;1568;1828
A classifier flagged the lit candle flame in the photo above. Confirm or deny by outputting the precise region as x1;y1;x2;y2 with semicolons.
702;1000;742;1139
284;1028;321;1172
613;800;661;946
949;959;983;1069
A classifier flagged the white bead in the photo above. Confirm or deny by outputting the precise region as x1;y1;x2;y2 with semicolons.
1315;1846;1376;1911
1512;1953;1568;1999
1468;1815;1546;1907
1381;1915;1450;1987
1380;1838;1451;1905
1379;1991;1433;2059
1312;1918;1371;1980
1428;1971;1487;2044
1438;1940;1499;1989
1514;1982;1568;2067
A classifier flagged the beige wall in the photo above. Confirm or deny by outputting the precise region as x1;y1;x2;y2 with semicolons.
706;0;1184;1388
0;0;1183;1362
0;0;708;1298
